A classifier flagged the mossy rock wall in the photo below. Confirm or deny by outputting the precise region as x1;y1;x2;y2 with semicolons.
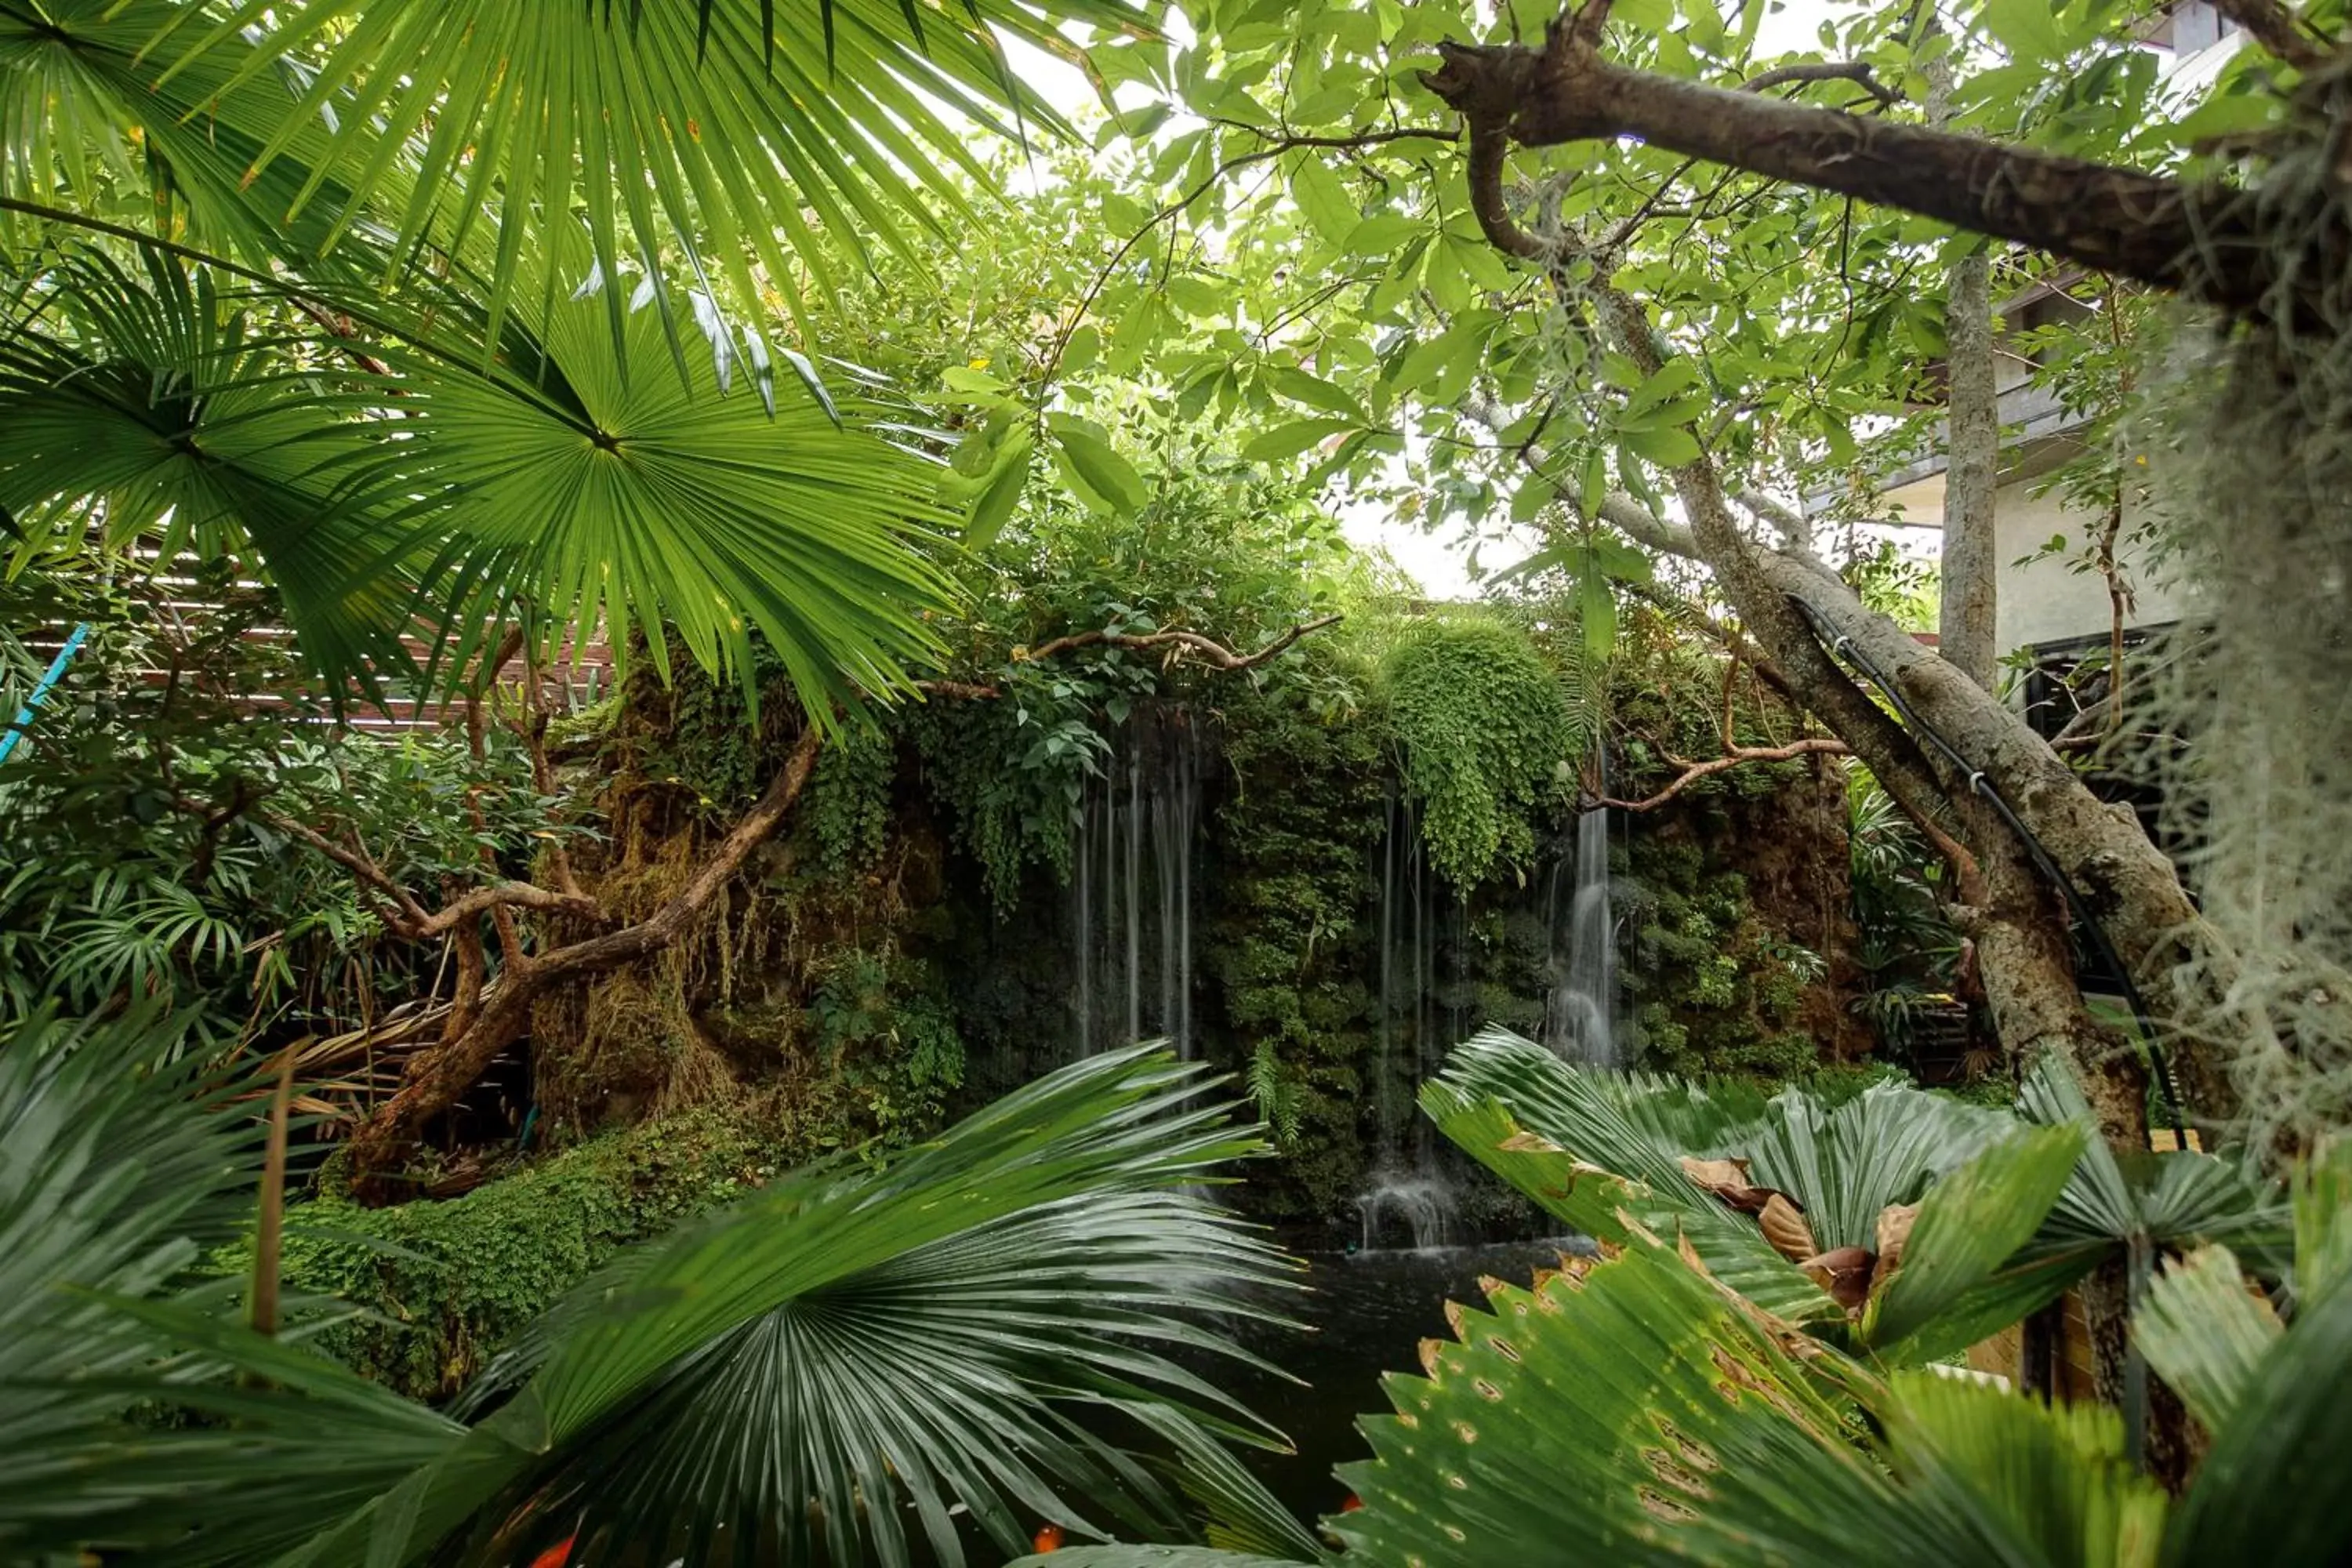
267;1107;815;1399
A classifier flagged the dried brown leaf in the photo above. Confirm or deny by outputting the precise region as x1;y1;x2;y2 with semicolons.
1797;1245;1878;1312
1758;1192;1817;1263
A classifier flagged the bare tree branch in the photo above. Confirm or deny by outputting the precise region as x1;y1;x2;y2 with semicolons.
1595;737;1852;811
1740;60;1901;104
1422;19;2277;311
1018;615;1344;670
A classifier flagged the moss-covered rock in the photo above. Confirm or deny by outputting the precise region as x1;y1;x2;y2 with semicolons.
265;1107;818;1399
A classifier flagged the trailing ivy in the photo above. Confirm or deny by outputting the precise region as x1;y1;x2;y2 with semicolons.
1376;615;1575;888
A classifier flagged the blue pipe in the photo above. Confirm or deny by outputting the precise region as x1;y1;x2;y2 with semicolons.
0;622;91;767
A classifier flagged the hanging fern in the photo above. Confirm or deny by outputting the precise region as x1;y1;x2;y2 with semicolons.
1376;616;1577;887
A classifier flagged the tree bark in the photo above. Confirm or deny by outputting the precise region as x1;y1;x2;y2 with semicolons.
1588;289;2237;1129
341;721;826;1201
1423;22;2280;314
1925;31;2002;691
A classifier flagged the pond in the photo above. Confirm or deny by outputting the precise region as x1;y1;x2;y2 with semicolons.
1227;1237;1595;1526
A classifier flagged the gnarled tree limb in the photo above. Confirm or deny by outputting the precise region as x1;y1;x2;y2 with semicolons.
1422;17;2278;312
2212;0;2334;68
1595;737;1852;811
342;721;829;1200
1018;615;1344;670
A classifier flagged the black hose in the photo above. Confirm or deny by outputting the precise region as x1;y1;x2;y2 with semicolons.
1784;593;2189;1144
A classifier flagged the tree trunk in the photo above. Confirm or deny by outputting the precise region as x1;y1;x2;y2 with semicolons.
1926;33;2002;691
1589;291;2238;1127
1423;24;2281;313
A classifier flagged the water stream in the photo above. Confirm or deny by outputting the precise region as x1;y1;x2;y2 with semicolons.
1069;712;1201;1059
1543;805;1622;1066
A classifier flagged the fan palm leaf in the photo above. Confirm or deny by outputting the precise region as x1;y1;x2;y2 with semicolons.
1421;1026;2085;1355
134;0;1146;338
44;1045;1301;1568
0;245;956;708
0;1004;268;1559
0;0;374;265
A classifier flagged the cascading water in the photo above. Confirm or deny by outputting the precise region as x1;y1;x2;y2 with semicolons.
1069;711;1200;1060
1358;793;1459;1251
1542;804;1622;1066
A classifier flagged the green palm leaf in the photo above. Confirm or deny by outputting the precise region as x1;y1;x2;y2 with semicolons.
1;1;372;264
2132;1244;2279;1433
1322;1232;2180;1567
0;246;955;711
140;0;1146;335
2158;1140;2352;1567
1328;1230;1897;1567
1857;1123;2084;1364
374;279;956;710
1422;1027;2042;1337
0;1004;267;1560
61;1046;1298;1568
2016;1053;2290;1276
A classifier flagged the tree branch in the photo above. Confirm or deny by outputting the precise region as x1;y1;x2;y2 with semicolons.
2211;0;2333;68
1422;21;2278;313
1018;615;1344;670
343;721;829;1198
1740;60;1901;104
1595;737;1851;811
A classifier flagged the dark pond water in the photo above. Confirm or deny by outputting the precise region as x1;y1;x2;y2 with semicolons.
1225;1237;1595;1523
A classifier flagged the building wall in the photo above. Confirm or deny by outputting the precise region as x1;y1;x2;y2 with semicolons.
1879;449;2190;660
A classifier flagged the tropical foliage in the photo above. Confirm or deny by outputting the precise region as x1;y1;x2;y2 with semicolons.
0;1028;1305;1566
1026;1040;2343;1568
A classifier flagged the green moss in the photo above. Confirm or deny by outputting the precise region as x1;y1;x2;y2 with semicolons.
1628;833;1829;1083
1206;655;1386;1218
263;1108;818;1400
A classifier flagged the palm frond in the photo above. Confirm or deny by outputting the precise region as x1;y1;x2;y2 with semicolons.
0;245;956;712
0;1004;267;1560
138;0;1148;333
73;1046;1297;1568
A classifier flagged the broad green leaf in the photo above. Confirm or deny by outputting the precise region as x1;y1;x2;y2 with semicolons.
1981;0;2068;62
2292;1134;2352;1309
1012;1553;1310;1567
1287;153;1358;245
2166;1226;2352;1567
1621;423;1702;467
1860;1123;2084;1365
1871;1370;2169;1567
1419;1083;1654;1246
962;431;1034;552
1341;212;1423;256
1578;554;1617;665
1242;418;1359;463
1331;1230;1891;1566
1049;416;1151;516
1263;365;1374;425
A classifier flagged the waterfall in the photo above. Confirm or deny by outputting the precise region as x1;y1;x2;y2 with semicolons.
1359;795;1461;1250
1356;1174;1457;1252
1068;712;1200;1059
1543;804;1621;1066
